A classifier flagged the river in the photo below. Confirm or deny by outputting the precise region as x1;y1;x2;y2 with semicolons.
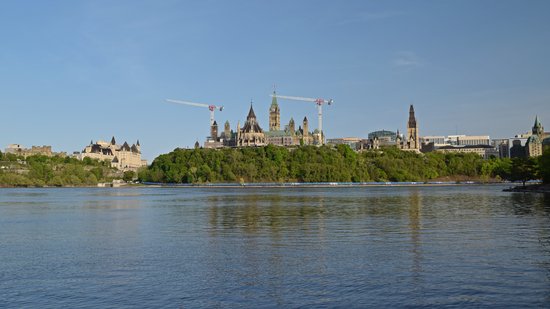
1;185;549;308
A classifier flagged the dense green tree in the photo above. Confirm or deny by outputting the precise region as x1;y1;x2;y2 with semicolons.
139;145;521;184
0;154;115;187
510;157;538;187
539;147;550;184
123;171;136;182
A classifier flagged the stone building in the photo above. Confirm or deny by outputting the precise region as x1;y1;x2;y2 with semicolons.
4;144;66;158
525;116;545;157
237;105;266;147
401;105;420;152
264;92;321;146
436;145;499;159
79;137;147;171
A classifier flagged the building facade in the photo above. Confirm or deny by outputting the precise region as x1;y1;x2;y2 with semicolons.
237;105;266;147
79;137;147;171
436;145;499;159
4;144;66;158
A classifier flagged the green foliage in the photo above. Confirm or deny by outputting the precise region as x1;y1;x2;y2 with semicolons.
510;157;538;187
538;147;550;184
140;145;518;184
123;171;136;182
0;154;114;187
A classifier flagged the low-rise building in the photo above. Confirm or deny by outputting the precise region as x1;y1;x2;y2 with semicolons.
4;144;66;158
436;145;499;159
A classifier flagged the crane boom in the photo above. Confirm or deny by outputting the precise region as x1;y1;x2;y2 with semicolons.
269;94;333;105
270;93;333;144
166;98;224;127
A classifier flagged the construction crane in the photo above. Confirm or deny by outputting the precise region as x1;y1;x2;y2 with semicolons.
166;99;224;127
270;94;333;134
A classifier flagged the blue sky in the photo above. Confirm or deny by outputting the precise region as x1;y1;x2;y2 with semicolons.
1;0;549;160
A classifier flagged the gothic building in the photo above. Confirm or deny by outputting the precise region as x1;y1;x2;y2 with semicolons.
79;137;147;171
264;92;321;146
401;105;420;152
237;104;266;146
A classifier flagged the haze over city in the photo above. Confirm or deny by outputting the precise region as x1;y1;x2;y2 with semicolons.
1;0;549;160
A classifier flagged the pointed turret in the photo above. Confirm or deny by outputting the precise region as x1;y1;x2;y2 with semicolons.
136;140;140;146
247;104;257;120
533;115;544;136
408;105;416;128
289;117;295;135
111;136;116;145
270;91;279;109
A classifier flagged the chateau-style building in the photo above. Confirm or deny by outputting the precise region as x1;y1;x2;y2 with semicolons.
79;137;147;171
525;116;546;157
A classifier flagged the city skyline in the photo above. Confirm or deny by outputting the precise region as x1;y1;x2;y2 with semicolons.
1;1;549;160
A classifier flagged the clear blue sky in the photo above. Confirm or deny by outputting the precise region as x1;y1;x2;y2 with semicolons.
1;0;549;160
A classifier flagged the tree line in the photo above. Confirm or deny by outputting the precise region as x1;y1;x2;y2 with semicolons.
138;144;550;184
0;151;116;187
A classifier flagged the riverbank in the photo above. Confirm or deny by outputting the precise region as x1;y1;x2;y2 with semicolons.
141;181;508;188
1;181;509;189
503;183;550;193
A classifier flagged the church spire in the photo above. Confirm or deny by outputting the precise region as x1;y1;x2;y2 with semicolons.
408;105;416;128
247;103;257;120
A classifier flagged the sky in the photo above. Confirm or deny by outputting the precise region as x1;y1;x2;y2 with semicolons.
1;0;549;160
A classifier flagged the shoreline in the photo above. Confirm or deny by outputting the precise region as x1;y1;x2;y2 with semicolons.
1;181;510;189
502;183;550;193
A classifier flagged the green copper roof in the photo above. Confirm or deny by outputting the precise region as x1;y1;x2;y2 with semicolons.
271;91;278;108
534;115;542;128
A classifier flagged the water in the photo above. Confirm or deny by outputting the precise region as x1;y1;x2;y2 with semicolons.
1;185;550;308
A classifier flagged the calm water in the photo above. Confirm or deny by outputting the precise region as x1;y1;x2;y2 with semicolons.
1;185;550;308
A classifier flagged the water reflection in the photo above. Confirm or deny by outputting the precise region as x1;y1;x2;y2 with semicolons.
408;190;423;285
2;186;550;307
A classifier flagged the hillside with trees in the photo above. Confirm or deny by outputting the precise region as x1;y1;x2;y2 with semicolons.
0;151;117;187
138;145;518;184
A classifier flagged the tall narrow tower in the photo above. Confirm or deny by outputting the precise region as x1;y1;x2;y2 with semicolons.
303;117;309;138
269;91;281;131
407;105;419;150
224;120;231;138
210;120;218;141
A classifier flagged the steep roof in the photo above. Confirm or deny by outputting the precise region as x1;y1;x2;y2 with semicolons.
247;104;257;120
121;142;131;151
408;105;417;128
242;104;263;133
111;136;116;145
270;91;279;110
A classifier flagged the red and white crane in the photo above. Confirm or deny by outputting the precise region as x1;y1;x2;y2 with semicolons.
166;99;224;127
270;94;333;134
